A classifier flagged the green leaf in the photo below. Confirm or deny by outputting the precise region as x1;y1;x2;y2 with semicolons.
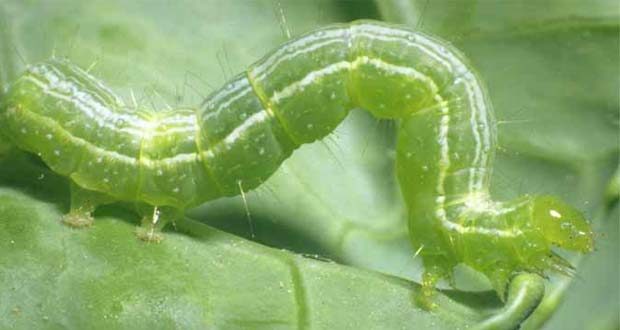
0;150;496;329
1;0;618;329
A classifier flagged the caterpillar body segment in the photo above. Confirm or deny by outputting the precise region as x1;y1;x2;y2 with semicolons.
0;20;593;306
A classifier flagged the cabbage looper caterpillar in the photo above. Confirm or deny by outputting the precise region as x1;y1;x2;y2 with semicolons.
0;20;593;310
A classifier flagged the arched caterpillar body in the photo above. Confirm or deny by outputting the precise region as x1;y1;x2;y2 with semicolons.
0;20;593;304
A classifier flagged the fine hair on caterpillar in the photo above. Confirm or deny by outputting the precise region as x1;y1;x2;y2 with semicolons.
0;19;594;312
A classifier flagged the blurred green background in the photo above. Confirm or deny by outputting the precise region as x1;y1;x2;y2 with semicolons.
0;0;617;329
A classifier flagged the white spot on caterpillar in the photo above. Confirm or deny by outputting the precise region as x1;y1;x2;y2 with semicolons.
46;134;53;140
549;209;562;219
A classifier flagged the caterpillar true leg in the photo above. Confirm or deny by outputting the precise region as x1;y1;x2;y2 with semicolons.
134;206;182;243
418;263;450;309
62;182;115;228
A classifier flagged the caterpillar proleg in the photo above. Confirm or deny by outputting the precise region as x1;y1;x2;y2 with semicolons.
0;20;593;305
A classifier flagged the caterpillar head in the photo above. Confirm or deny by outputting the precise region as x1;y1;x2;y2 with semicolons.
533;196;594;253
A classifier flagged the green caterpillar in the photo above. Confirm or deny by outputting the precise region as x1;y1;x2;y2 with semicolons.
0;20;593;308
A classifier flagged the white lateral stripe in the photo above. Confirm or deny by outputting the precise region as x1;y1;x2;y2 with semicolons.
356;56;436;88
253;35;347;80
350;24;456;72
60;61;125;105
44;64;123;109
18;87;269;167
26;72;198;137
440;218;523;237
270;60;350;103
202;80;253;119
223;110;269;145
17;108;138;165
467;78;482;193
269;56;438;104
23;76;151;135
253;24;461;85
23;107;201;167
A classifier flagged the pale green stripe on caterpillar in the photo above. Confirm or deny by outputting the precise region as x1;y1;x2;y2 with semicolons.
0;20;593;310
